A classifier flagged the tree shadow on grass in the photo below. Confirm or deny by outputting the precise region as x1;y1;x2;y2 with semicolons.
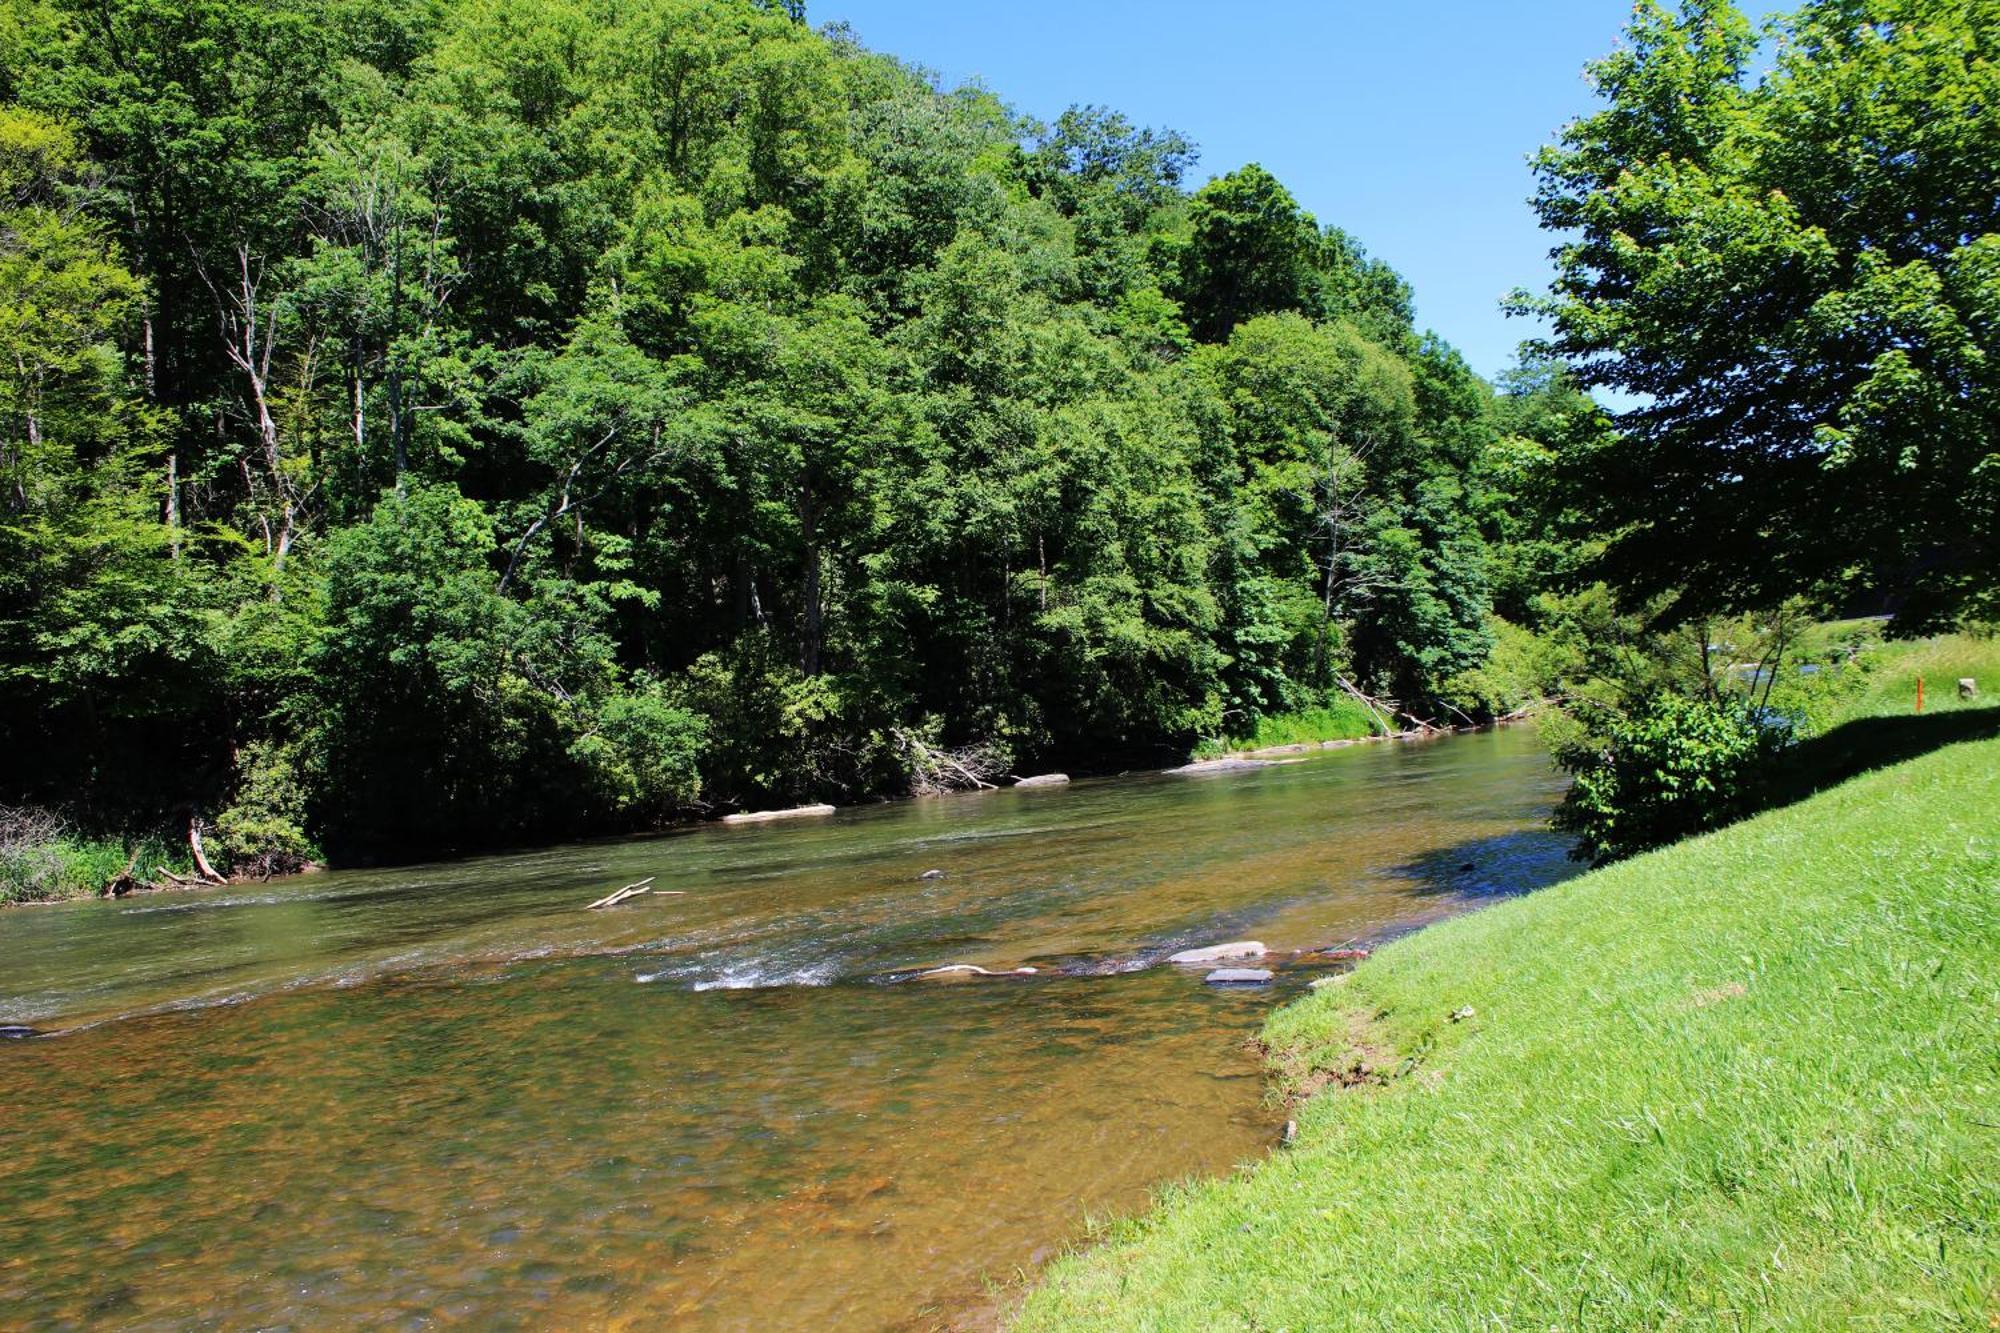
1762;706;2000;812
1395;708;1998;896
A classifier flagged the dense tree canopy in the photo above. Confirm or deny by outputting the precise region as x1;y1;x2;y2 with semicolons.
0;0;1563;863
1520;0;2000;630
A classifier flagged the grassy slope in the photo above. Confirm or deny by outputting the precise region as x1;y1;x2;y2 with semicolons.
1022;730;2000;1329
1828;632;2000;725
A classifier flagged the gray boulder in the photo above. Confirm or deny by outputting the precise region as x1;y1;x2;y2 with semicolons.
1205;968;1273;985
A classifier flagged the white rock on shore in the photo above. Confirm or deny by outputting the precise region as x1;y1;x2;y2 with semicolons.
1167;940;1267;965
722;804;837;825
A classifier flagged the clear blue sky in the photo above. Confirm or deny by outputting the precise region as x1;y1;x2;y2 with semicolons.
812;1;1766;382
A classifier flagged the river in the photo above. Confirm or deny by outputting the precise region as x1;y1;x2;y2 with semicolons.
0;727;1569;1329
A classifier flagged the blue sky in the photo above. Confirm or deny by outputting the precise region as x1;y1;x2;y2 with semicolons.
813;2;1763;382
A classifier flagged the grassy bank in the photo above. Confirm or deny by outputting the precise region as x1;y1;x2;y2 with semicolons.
1021;722;2000;1328
0;809;191;905
1194;699;1388;759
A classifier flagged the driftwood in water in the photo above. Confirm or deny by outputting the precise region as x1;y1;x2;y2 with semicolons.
586;877;655;910
918;963;1039;978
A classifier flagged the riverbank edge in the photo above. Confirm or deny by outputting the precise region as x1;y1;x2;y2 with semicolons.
1013;730;2000;1328
11;715;1520;908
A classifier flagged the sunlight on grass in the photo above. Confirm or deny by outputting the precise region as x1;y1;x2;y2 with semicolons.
1021;732;2000;1329
1195;700;1388;758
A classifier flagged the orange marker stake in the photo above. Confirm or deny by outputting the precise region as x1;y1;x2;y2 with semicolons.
1916;676;1925;714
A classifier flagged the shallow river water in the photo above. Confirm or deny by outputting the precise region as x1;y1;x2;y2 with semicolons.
0;727;1569;1329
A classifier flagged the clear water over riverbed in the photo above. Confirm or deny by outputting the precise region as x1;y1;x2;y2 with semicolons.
0;728;1568;1328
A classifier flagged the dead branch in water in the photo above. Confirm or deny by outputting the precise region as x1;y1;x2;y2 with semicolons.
586;877;658;910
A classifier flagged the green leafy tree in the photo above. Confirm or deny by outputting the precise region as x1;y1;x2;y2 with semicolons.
1170;164;1328;343
1520;0;2000;629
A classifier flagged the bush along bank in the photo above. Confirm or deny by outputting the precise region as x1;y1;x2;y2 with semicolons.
1019;727;2000;1329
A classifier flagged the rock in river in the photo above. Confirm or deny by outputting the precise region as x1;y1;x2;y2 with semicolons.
918;869;947;880
1168;940;1267;965
1205;968;1273;985
919;964;1038;979
1013;773;1071;789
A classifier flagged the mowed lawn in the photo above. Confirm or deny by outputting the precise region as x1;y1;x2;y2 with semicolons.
1021;725;2000;1329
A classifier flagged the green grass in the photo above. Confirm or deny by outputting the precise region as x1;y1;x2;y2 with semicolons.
0;817;191;905
1194;699;1388;759
1829;632;2000;727
1021;729;2000;1329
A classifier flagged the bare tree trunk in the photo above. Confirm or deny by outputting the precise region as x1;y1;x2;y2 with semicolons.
207;245;303;575
165;451;181;560
351;344;366;465
800;494;823;677
388;215;407;481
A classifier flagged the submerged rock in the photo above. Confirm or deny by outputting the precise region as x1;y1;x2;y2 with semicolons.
918;964;1037;979
1204;968;1273;985
1168;940;1267;965
0;1025;40;1039
1013;773;1071;789
1164;757;1278;775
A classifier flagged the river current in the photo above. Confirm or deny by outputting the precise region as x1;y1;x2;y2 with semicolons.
0;726;1569;1328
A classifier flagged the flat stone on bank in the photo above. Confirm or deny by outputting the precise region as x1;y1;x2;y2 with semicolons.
722;804;837;825
1168;940;1267;965
1205;968;1273;985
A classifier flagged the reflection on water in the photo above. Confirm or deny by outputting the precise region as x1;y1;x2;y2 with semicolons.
0;728;1570;1328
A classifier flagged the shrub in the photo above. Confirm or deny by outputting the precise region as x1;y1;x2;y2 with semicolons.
1554;693;1790;865
0;805;68;902
212;741;319;879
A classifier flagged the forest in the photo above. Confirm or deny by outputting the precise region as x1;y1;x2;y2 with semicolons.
1;0;1991;877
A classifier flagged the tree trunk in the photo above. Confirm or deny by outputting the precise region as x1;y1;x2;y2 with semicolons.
165;452;181;560
188;815;226;885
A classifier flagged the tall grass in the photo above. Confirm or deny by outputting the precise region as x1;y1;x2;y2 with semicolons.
1194;698;1387;759
0;807;190;905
